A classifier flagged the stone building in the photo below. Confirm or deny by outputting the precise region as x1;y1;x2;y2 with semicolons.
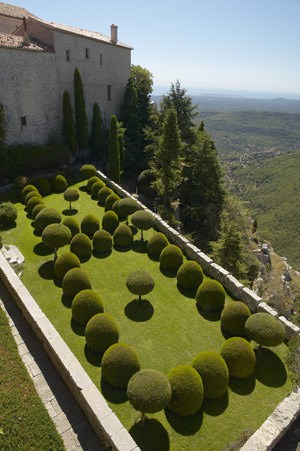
0;2;132;144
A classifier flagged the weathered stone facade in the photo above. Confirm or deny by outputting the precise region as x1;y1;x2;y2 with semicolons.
0;3;131;144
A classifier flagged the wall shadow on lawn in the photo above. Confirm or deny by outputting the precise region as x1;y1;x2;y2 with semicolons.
254;348;287;387
129;418;170;451
229;375;256;395
124;299;154;322
38;260;55;280
202;391;229;416
100;379;128;404
164;409;203;436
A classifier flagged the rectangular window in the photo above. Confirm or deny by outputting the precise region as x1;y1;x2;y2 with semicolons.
66;49;71;61
100;53;103;65
85;48;90;59
107;85;112;101
21;116;27;126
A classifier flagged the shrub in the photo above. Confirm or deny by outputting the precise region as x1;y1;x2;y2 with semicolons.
113;224;133;248
85;313;119;353
34;208;62;234
0;202;17;227
177;261;203;291
245;312;285;347
196;279;226;313
81;214;100;238
26;195;43;214
52;174;68;193
92;230;112;253
31;203;45;219
80;164;97;179
72;289;104;326
62;267;92;300
221;301;252;336
159;244;184;272
131;210;154;241
25;190;42;204
105;193;120;211
62;217;80;237
42;223;71;260
97;186;113;206
127;369;171;420
34;177;51;195
126;271;155;301
90;180;105;199
63;188;79;211
54;251;81;280
14;175;29;190
117;197;139;221
192;351;229;399
102;210;119;234
112;200;122;218
87;176;101;194
21;184;38;201
147;232;168;258
137;169;156;198
70;233;92;261
167;364;204;416
101;343;140;388
220;337;256;379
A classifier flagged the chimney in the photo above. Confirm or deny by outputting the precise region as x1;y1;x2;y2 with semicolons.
110;24;118;44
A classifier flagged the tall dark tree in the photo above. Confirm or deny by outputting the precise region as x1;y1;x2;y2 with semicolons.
0;104;6;151
62;91;77;154
108;115;120;183
118;134;125;176
90;102;102;160
74;68;88;152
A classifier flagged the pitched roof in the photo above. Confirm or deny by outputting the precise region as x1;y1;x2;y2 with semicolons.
0;2;37;19
0;32;44;50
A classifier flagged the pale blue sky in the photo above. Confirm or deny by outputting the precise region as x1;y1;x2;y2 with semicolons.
7;0;300;96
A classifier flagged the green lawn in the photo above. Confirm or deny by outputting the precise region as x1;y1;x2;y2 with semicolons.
0;182;293;451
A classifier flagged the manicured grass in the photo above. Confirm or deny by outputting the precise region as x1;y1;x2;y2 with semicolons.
0;182;293;451
0;306;65;451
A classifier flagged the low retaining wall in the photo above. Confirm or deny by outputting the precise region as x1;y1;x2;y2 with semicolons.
0;252;140;451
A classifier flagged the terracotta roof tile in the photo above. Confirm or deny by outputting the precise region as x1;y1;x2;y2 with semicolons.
0;32;44;50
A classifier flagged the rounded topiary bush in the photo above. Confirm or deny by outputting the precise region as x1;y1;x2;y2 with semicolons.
54;251;81;280
127;369;171;417
81;214;100;238
137;170;156;198
0;202;17;227
113;224;133;248
27;195;43;214
245;312;285;347
117;197;139;220
63;187;79;210
62;217;80;237
220;337;256;379
192;351;229;399
70;233;92;261
159;244;184;272
196;279;226;313
90;180;105;199
167;364;204;416
34;177;51;195
131;210;154;241
62;267;92;300
72;289;104;326
25;190;42;205
42;223;71;258
87;176;101;194
31;203;45;219
97;186;113;206
21;184;38;201
102;210;119;234
126;271;155;301
221;301;252;336
52;174;68;193
92;230;113;253
147;232;168;258
101;343;140;388
105;193;120;211
80;164;97;180
85;313;119;353
177;261;203;291
35;208;62;234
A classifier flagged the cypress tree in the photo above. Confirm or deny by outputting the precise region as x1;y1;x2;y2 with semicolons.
62;91;77;154
108;115;120;183
118;134;124;175
74;68;88;152
90;102;102;160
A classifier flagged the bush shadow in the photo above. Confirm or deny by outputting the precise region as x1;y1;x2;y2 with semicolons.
62;208;78;216
229;374;256;395
79;185;87;192
164;409;202;436
159;266;178;278
196;305;221;322
113;244;132;253
70;319;85;336
33;229;42;237
129;418;170;451
61;294;73;308
129;225;138;236
254;348;287;387
100;378;128;404
202;391;229;416
177;284;197;299
84;344;103;367
132;240;148;254
124;299;154;322
33;242;52;256
38;260;55;280
92;249;112;259
54;278;62;288
147;253;159;262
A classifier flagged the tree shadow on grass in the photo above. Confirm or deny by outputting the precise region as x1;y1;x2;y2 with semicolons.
100;378;128;404
79;185;87;192
92;249;112;259
129;418;170;451
147;253;159;262
229;374;256;395
164;409;202;436
177;284;197;299
33;229;42;237
159;266;178;278
254;348;287;387
38;260;55;280
84;344;103;367
132;240;148;254
124;299;154;322
62;208;78;216
113;244;132;253
61;294;72;308
33;242;52;256
202;391;229;416
196;305;221;322
70;319;85;336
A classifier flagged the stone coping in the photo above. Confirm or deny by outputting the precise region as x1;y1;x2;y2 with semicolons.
0;252;140;451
